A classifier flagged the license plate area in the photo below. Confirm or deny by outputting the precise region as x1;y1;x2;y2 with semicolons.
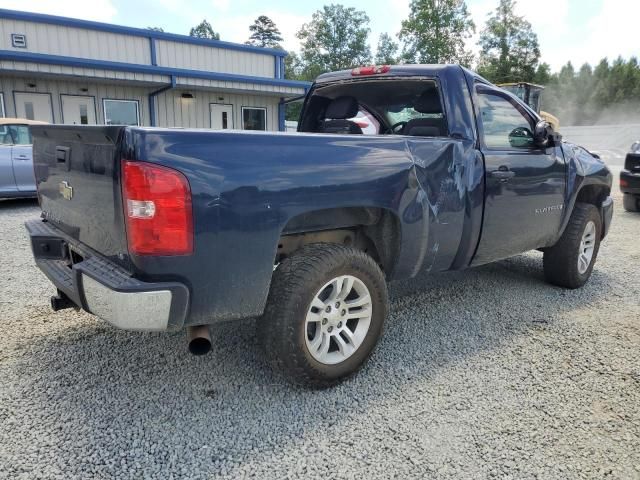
32;236;69;260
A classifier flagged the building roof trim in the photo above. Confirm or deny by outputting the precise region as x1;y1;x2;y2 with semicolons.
0;8;288;58
0;49;311;90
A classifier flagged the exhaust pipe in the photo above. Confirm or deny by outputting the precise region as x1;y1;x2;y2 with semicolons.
187;325;211;355
51;290;78;312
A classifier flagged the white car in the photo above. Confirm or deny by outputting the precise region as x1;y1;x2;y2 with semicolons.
0;118;47;198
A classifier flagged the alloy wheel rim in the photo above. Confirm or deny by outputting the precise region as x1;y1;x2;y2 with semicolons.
578;220;596;274
304;275;372;365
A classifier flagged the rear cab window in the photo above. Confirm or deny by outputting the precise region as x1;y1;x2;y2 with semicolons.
300;78;449;138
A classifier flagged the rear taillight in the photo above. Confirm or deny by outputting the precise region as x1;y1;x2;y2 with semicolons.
620;178;628;188
122;161;193;256
351;65;391;76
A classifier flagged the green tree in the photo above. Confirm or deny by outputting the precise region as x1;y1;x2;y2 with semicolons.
247;15;284;49
533;62;551;85
283;52;306;122
284;52;305;80
189;19;220;40
399;0;475;66
296;4;371;79
375;33;399;65
591;58;612;107
540;57;640;125
477;0;540;83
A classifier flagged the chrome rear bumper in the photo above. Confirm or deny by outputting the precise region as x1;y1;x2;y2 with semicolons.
26;219;189;331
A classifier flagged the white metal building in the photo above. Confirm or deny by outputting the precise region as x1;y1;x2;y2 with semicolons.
0;9;310;131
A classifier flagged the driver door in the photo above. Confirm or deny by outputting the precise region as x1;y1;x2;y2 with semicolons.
9;125;36;191
472;85;566;265
0;126;16;194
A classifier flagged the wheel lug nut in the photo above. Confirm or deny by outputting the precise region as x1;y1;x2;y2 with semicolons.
325;306;331;313
337;322;342;328
327;326;333;333
335;302;340;308
322;318;328;325
341;309;346;316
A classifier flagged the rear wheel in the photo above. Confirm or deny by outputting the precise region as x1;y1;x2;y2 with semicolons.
543;202;602;289
623;193;640;212
259;243;388;388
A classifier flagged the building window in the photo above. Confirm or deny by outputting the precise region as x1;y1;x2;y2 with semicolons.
242;107;266;131
0;93;5;118
24;102;35;120
103;99;140;126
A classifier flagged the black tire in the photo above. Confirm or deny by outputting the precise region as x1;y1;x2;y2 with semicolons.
258;243;388;388
623;193;640;212
543;202;602;289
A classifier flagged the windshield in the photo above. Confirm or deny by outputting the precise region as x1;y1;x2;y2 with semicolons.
386;107;442;126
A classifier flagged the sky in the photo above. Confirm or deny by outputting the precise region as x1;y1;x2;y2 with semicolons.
0;0;638;71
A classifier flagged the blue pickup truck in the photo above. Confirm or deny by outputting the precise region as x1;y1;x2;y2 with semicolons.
26;65;613;387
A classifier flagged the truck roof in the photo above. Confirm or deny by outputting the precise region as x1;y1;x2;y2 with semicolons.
314;64;488;85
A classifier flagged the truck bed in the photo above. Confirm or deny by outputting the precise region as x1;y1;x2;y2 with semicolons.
30;126;484;325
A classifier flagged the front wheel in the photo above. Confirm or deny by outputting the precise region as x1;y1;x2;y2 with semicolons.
543;202;602;289
259;243;388;388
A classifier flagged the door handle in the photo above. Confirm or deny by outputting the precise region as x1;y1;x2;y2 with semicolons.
15;155;30;160
491;167;515;180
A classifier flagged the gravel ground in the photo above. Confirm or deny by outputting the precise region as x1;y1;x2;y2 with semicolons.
1;186;639;480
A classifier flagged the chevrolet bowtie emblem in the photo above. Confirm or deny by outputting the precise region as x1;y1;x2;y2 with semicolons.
59;181;73;200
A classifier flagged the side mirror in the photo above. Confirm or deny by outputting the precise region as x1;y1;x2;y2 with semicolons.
534;120;553;147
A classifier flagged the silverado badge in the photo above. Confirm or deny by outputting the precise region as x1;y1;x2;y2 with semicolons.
59;181;73;200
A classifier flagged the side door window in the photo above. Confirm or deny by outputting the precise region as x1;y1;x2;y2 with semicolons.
8;125;32;145
476;88;536;150
0;125;13;145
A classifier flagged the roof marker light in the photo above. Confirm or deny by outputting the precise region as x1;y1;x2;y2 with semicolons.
351;65;391;76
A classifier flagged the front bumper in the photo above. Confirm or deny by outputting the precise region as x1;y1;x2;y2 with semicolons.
25;219;189;331
620;169;640;195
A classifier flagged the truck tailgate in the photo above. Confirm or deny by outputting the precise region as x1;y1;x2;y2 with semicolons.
31;125;130;266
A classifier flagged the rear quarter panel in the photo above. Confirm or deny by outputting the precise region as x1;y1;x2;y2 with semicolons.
131;130;415;324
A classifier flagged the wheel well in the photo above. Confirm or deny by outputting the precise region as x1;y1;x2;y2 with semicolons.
276;207;401;275
576;184;610;207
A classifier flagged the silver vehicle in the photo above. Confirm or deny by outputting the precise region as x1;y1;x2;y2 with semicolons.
0;118;47;198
